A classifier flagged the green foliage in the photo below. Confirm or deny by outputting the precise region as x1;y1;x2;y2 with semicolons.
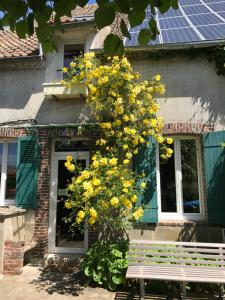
81;239;129;290
0;0;179;54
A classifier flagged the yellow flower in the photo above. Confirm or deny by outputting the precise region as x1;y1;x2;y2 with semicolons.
134;149;138;155
167;148;173;155
100;157;108;166
66;155;73;162
140;182;146;189
65;162;75;172
110;197;119;207
132;208;144;220
81;170;90;179
89;217;96;225
155;74;161;81
166;137;173;144
123;115;129;122
131;195;138;203
123;180;132;188
83;181;92;190
77;210;85;220
63;67;68;73
129;114;136;122
115;119;122;126
92;178;101;186
123;159;130;165
92;160;99;168
123;188;128;193
160;154;167;160
65;201;72;209
123;144;128;150
126;152;132;159
109;158;118;166
157;136;164;144
89;207;97;218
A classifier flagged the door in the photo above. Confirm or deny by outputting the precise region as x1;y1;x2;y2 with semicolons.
49;151;89;254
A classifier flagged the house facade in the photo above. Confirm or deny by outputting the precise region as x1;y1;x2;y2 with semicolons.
0;3;225;261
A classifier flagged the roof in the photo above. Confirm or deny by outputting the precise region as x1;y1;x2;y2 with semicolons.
0;31;39;58
0;4;97;59
125;0;225;47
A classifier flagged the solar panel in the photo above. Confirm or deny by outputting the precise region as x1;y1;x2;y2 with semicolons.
126;1;225;47
179;0;202;6
197;23;225;40
159;17;189;30
161;27;200;43
207;2;225;13
157;7;183;18
188;13;223;26
182;4;210;15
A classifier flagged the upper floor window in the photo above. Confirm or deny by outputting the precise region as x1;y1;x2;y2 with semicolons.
63;44;84;68
158;137;203;220
0;141;17;206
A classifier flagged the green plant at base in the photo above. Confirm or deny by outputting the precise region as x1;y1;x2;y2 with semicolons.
81;239;129;290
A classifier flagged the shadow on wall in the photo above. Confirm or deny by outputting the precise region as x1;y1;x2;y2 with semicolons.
0;68;44;109
134;57;225;127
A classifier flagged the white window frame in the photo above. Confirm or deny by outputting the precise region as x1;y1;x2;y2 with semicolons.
157;136;205;221
0;140;17;206
48;138;90;254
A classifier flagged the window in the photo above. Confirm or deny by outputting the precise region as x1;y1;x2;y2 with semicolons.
157;137;203;220
63;44;84;68
0;142;17;206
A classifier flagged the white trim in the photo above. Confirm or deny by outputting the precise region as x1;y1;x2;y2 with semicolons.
0;141;17;206
157;136;205;222
48;140;90;254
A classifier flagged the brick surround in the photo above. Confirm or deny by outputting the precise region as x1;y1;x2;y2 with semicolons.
3;241;25;275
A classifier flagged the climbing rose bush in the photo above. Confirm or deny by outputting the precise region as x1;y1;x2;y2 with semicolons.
64;153;144;237
62;53;173;161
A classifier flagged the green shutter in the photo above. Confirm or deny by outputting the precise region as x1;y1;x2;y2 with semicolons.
134;137;158;223
203;131;225;225
16;136;39;209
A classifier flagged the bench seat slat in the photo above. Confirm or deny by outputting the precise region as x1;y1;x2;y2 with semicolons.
129;245;225;254
130;240;225;248
129;250;223;260
128;256;225;266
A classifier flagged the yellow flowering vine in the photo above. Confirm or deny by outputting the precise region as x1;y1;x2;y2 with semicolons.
62;53;173;236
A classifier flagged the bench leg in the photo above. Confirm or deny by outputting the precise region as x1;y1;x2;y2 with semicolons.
140;279;145;300
219;284;224;300
181;282;186;300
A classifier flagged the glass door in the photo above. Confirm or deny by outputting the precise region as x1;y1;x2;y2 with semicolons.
49;151;89;254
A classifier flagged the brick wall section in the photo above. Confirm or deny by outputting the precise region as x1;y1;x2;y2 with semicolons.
163;122;214;135
3;241;25;275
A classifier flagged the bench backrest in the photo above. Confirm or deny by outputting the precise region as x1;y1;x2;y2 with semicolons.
128;240;225;269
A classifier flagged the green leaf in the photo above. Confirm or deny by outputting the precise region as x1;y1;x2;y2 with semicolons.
77;0;88;7
94;6;115;29
138;28;151;45
84;265;91;276
128;0;148;11
148;18;159;40
108;278;117;290
27;13;34;36
115;0;130;14
112;274;124;285
128;9;146;27
104;34;124;56
158;1;171;14
120;19;131;39
171;0;179;9
16;20;28;39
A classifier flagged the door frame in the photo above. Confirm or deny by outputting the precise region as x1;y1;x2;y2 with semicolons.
48;148;90;254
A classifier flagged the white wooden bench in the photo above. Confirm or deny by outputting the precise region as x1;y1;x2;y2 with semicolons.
126;240;225;300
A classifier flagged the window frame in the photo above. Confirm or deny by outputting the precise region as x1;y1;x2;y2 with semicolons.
156;136;205;221
0;140;17;206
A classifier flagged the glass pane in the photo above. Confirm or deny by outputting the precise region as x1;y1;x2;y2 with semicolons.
160;144;177;212
63;44;84;68
6;143;17;199
56;159;86;248
181;139;200;214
